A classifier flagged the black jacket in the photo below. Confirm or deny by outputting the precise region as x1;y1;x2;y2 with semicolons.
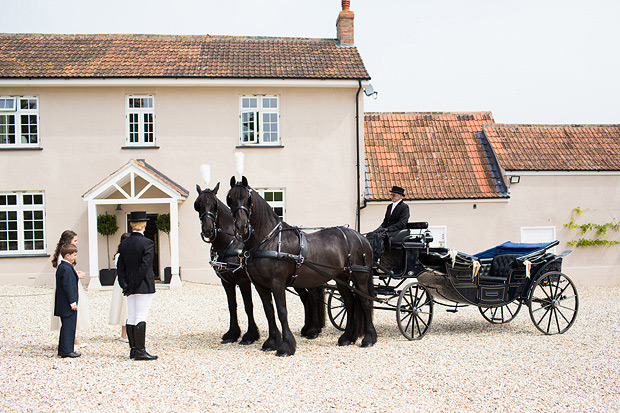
379;201;410;237
117;232;156;295
54;260;79;318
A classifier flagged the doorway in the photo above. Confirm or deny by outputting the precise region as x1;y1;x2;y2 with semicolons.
126;213;160;280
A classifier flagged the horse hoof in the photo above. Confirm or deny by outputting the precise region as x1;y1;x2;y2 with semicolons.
338;339;353;346
304;330;320;340
241;333;259;345
361;340;375;348
221;338;237;344
261;342;278;352
276;351;292;357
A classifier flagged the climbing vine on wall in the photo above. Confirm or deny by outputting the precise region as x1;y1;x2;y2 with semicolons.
565;207;620;247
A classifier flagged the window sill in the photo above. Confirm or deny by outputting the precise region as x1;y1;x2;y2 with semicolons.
121;146;160;149
236;145;284;149
0;253;50;258
0;147;43;151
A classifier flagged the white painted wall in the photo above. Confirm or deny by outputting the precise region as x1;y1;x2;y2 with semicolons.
0;84;363;285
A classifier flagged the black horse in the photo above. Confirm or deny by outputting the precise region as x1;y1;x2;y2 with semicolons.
195;183;325;348
227;176;377;356
194;183;260;345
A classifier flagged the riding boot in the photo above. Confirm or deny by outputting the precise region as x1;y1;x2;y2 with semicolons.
133;321;157;361
126;324;136;359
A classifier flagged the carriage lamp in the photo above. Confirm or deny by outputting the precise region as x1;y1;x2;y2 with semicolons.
510;176;521;184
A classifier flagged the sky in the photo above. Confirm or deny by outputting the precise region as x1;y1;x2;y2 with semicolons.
3;0;619;125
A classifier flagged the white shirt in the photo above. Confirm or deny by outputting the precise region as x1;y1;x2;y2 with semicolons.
389;199;402;215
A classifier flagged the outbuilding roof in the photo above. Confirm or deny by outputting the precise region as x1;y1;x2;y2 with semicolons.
0;33;370;80
364;112;507;201
482;124;620;171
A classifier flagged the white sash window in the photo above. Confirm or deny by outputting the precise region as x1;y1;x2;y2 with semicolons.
0;96;39;148
126;95;155;146
240;95;280;146
256;189;285;220
0;192;46;255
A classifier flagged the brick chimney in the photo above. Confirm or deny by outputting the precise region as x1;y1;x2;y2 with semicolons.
336;0;354;45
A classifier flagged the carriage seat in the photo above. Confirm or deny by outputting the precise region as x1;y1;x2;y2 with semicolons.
478;254;521;283
389;229;425;249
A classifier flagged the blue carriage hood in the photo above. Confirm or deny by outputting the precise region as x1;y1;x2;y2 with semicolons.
473;241;557;259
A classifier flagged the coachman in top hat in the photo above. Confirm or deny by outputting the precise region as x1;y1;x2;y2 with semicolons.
368;185;410;262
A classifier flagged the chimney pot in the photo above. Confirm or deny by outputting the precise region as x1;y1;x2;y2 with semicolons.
337;0;355;45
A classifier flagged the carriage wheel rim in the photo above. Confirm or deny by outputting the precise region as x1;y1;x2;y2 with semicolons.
397;283;433;340
479;300;522;324
327;288;347;331
528;272;579;335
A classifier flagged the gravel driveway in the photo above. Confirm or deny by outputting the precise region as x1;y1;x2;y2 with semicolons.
0;282;618;412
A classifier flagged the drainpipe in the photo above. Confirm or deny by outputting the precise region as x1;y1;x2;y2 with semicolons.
355;80;362;232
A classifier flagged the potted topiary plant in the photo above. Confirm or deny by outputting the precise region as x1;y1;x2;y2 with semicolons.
97;212;119;286
156;213;173;283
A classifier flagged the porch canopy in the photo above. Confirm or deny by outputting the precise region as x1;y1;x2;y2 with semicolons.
83;159;188;290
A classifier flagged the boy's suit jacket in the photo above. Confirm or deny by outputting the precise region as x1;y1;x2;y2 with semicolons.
54;260;79;318
117;232;156;296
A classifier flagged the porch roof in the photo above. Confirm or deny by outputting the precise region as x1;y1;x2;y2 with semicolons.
82;159;188;201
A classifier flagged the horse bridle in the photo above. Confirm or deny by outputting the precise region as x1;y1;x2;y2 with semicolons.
199;207;218;243
231;185;254;243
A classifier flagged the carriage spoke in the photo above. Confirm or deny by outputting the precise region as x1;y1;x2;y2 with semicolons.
554;308;561;334
555;306;572;325
397;283;433;340
529;272;579;335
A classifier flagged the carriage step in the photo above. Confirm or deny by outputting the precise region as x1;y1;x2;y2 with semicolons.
446;309;458;313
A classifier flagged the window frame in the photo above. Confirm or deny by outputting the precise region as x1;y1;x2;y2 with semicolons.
0;191;46;256
125;95;156;147
520;226;557;253
256;188;286;220
0;96;40;148
239;95;281;146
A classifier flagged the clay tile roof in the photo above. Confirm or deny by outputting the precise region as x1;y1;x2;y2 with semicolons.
483;124;620;171
0;33;369;80
365;112;506;201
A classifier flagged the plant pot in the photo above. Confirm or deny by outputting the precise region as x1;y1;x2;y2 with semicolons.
100;269;117;286
163;267;181;284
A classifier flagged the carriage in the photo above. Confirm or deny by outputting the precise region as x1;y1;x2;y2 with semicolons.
327;222;579;340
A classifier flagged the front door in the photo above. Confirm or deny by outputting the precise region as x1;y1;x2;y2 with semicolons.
126;213;160;280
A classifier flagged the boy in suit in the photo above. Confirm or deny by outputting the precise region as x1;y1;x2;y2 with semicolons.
54;243;81;358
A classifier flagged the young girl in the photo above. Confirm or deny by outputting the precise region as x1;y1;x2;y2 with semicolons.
109;232;130;342
50;230;91;348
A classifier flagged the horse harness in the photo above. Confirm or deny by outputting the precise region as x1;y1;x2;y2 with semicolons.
199;209;244;279
242;222;371;288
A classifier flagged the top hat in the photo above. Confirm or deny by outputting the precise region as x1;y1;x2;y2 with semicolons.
390;186;405;196
127;211;148;222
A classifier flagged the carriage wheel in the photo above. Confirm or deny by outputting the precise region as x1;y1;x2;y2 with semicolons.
528;272;579;335
396;283;433;340
327;288;346;331
479;300;522;324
